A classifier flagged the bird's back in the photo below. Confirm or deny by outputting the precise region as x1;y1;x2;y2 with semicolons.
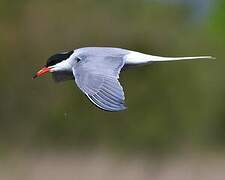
76;47;130;58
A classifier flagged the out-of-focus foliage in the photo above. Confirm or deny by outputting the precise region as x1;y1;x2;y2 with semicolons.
0;0;224;155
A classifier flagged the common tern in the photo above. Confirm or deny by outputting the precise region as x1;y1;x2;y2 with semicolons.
33;47;214;112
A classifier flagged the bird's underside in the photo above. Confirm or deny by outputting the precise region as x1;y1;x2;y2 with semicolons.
48;47;214;112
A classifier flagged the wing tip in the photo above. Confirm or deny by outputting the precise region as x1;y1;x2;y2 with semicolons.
87;94;127;112
94;102;127;112
102;104;127;112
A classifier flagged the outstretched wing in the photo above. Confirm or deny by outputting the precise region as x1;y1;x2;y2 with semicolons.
72;55;126;112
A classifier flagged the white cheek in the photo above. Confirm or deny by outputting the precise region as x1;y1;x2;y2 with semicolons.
49;67;57;72
50;60;73;72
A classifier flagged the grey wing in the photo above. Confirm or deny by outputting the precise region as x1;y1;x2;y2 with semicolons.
72;56;126;112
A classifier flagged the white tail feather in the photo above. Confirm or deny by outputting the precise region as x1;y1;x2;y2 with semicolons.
124;51;215;65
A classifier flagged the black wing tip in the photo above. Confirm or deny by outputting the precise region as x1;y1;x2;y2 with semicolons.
97;104;127;112
94;101;127;112
87;94;127;112
106;104;127;112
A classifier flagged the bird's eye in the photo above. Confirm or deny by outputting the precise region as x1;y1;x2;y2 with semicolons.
76;57;81;62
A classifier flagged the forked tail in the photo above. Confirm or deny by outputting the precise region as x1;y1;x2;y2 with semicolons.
124;51;215;65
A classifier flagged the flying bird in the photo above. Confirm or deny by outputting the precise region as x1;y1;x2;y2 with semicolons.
33;47;214;112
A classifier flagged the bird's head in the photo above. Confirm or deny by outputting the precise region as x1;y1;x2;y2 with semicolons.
33;50;74;79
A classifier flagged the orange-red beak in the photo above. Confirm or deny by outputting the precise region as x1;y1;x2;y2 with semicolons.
33;67;50;79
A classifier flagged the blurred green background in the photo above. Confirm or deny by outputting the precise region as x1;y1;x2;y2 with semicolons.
1;0;225;174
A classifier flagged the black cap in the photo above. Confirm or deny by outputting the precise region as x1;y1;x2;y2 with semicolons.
46;50;74;67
